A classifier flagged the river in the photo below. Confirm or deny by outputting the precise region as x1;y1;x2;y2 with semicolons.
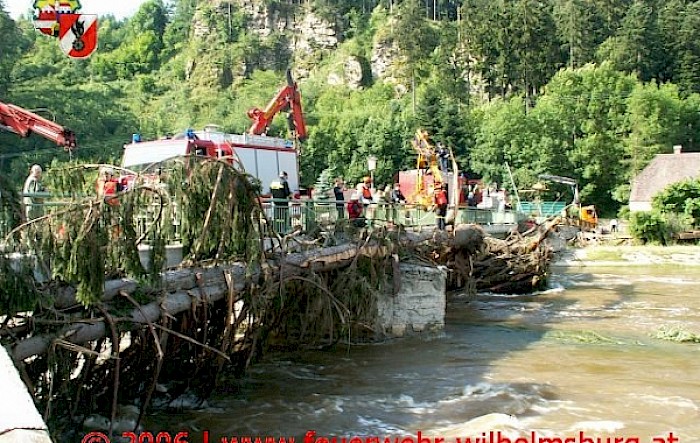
145;263;700;443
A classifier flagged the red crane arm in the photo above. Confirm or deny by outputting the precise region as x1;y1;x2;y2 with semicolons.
247;70;307;140
0;101;77;150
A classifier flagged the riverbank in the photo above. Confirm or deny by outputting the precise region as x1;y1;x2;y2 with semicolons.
553;244;700;267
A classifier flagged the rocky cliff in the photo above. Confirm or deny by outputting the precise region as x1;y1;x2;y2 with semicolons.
187;0;400;89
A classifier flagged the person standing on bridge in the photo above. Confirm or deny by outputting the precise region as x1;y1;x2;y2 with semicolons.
434;183;448;231
357;176;373;207
437;143;449;173
346;193;365;227
95;167;122;206
333;177;346;220
270;172;292;233
22;164;45;221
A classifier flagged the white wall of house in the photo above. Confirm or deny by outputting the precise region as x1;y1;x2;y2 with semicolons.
629;201;652;212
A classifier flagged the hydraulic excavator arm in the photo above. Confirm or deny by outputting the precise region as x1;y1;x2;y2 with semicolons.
0;101;77;150
247;69;307;140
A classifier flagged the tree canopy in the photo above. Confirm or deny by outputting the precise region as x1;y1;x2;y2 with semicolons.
2;0;700;218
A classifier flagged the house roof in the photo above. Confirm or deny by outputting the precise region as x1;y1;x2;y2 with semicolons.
630;152;700;202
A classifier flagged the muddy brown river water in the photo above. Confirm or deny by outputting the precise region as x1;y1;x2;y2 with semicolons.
144;263;700;443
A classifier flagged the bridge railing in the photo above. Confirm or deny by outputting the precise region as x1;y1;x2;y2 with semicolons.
260;198;521;235
1;192;75;242
1;194;523;243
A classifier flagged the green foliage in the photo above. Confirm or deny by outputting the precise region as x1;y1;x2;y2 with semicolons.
673;2;700;96
166;158;264;263
312;168;333;202
0;254;39;317
4;0;700;223
392;1;438;79
0;175;37;317
471;98;530;186
302;81;412;189
553;0;601;68
34;165;153;306
0;7;26;92
627;211;674;245
652;178;700;228
596;1;662;82
1;156;268;309
625;82;685;174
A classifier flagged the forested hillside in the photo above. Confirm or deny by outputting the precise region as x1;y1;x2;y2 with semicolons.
1;0;700;216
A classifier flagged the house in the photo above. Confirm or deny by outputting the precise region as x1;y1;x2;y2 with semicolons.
629;145;700;212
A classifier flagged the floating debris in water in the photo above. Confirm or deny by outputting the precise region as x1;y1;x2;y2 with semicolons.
652;325;700;343
545;330;624;345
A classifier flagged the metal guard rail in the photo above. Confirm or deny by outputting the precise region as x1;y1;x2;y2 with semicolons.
2;194;523;239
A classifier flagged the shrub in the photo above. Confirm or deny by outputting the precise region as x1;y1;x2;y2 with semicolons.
652;178;700;228
628;211;673;245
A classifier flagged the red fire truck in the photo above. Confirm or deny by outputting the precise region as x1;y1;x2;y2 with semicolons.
120;70;306;194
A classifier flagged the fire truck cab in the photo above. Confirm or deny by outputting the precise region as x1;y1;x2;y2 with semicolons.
120;126;299;195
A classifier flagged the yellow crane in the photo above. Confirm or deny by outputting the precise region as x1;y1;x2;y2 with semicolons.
410;129;444;206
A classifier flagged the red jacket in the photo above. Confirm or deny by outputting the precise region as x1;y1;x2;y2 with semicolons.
96;178;120;206
347;200;363;219
435;189;448;207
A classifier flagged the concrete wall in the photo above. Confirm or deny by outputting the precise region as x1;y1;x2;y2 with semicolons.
377;263;446;337
0;346;52;443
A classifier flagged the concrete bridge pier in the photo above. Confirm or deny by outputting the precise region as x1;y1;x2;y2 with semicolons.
378;263;447;337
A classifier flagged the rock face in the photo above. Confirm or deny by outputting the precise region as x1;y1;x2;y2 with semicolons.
327;56;365;89
371;36;401;82
233;0;340;74
294;13;339;53
190;1;403;87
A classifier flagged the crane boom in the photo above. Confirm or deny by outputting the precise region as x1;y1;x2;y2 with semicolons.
0;101;77;150
409;129;444;206
247;69;307;140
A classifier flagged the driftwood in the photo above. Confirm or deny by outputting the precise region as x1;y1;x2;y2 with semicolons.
8;223;554;364
0;155;566;441
53;264;251;310
468;218;557;293
14;282;230;362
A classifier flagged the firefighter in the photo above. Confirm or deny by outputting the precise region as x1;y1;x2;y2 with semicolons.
434;182;449;231
95;167;121;206
356;176;373;207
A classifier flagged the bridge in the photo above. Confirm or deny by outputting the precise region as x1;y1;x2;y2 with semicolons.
2;192;524;257
0;163;557;440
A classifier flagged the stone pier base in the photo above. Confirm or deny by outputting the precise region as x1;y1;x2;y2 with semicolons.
377;263;446;337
